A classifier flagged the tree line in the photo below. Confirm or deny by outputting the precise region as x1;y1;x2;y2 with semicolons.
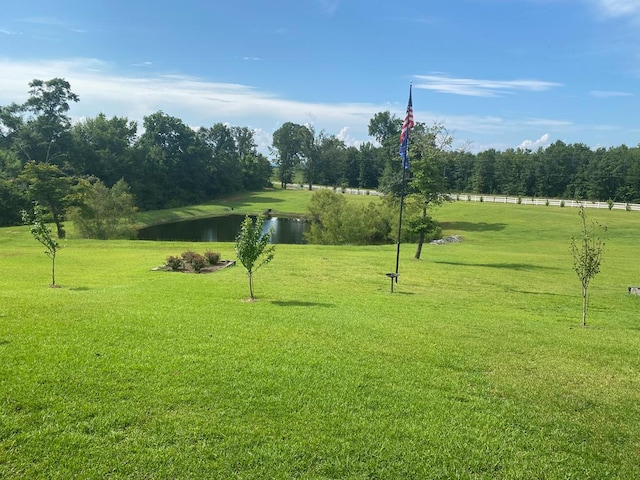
2;78;639;233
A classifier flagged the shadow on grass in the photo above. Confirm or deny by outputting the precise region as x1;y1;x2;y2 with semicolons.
219;192;286;208
68;287;91;291
271;300;335;308
435;261;558;271
440;221;507;232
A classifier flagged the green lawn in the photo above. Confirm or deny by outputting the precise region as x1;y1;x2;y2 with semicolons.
1;194;639;479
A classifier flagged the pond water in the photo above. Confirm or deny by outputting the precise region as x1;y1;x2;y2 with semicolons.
137;215;308;244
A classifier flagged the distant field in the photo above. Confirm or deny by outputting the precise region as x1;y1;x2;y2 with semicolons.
1;193;639;479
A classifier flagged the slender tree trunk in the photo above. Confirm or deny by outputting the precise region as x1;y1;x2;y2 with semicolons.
414;207;427;260
582;284;588;327
249;271;254;299
51;254;56;287
50;207;66;239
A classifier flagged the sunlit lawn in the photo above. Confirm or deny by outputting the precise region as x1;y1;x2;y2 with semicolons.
1;195;639;479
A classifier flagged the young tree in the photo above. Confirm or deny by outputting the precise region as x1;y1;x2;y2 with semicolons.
22;202;62;287
407;122;455;259
235;215;275;300
570;206;606;327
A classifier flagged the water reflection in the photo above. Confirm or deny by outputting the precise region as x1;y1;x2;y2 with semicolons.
137;215;308;244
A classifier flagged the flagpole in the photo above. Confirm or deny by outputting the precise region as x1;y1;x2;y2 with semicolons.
394;163;407;283
394;83;413;284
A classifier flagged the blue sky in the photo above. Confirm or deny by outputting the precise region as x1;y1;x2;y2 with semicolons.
1;0;640;154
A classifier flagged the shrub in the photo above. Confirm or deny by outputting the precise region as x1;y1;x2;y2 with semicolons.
517;196;522;204
545;199;550;206
166;255;183;271
204;250;221;265
607;199;614;210
190;253;207;273
181;250;198;264
479;196;484;202
560;200;565;207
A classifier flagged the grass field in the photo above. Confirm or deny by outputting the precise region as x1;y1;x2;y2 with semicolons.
1;191;639;479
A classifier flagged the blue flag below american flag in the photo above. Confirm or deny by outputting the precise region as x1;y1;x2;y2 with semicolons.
399;85;414;170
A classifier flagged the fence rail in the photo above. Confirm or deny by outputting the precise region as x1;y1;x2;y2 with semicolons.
280;183;640;211
454;194;640;211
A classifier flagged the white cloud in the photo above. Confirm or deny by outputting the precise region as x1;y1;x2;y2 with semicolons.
0;57;383;154
336;126;363;148
592;0;640;18
518;133;551;150
318;0;340;15
0;29;21;35
414;74;562;97
590;90;633;98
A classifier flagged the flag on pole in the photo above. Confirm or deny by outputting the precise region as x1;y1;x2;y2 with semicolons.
399;85;414;170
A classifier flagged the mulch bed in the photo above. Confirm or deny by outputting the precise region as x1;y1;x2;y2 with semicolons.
152;260;236;274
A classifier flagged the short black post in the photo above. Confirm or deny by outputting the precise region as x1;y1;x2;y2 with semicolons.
386;273;399;293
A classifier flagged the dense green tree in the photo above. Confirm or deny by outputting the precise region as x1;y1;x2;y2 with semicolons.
18;161;73;238
305;189;392;245
231;126;273;190
134;111;208;209
70;114;137;184
405;122;453;259
69;178;137;239
8;78;79;165
272;122;312;188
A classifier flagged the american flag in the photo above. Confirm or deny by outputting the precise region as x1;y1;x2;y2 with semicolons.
399;86;414;169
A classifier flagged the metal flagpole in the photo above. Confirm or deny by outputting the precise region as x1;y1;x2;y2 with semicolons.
393;83;413;286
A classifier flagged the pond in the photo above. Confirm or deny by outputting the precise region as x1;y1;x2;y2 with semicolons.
137;215;308;244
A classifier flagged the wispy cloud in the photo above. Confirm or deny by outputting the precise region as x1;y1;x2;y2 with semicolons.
590;89;633;98
0;29;22;35
592;0;640;18
242;56;261;61
318;0;340;16
413;74;562;97
0;57;384;152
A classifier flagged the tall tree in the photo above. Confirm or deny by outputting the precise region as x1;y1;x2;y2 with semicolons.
10;78;79;165
70;114;137;185
271;122;312;188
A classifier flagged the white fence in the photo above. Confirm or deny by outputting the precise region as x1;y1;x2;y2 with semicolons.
454;194;640;211
280;183;640;211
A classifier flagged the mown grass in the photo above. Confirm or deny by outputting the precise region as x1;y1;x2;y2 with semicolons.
1;195;639;479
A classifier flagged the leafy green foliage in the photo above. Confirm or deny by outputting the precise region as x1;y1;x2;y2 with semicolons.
69;178;137;239
570;206;606;326
235;215;275;299
305;190;393;245
18;160;72;238
21;202;61;286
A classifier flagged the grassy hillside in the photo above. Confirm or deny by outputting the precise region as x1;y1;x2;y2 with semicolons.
1;195;639;479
